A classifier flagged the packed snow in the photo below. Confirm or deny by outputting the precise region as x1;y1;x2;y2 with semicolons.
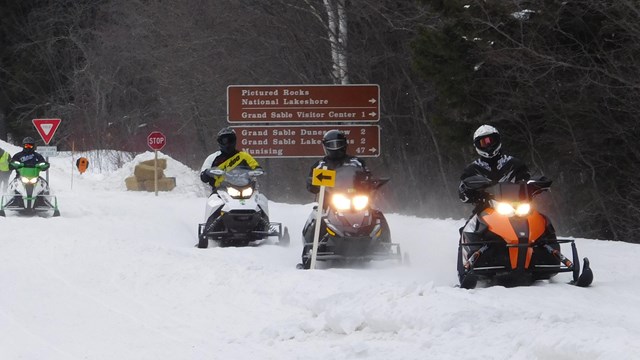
0;141;639;360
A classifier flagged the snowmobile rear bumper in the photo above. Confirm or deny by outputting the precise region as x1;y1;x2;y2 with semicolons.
197;221;285;243
0;194;60;216
309;237;402;262
459;238;593;288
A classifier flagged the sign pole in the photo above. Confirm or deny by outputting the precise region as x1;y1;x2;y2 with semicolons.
309;166;335;269
309;186;325;269
146;131;166;196
310;183;326;270
70;141;74;190
154;150;158;196
45;156;50;184
32;118;62;187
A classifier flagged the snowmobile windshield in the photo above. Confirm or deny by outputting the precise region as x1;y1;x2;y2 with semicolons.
488;182;530;202
221;167;253;187
332;166;370;193
17;167;41;178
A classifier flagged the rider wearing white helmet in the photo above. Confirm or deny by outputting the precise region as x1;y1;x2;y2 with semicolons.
458;125;530;205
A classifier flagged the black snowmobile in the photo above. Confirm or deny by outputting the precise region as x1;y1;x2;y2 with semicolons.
297;166;402;269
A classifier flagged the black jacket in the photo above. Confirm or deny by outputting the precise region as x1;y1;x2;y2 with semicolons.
458;153;530;204
10;151;49;169
306;155;369;194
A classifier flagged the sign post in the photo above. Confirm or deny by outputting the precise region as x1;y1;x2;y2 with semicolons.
32;118;62;184
147;131;166;196
310;167;336;269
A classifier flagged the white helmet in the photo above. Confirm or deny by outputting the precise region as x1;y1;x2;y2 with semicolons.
473;125;501;158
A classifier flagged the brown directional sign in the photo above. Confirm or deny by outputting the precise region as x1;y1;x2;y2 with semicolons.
233;125;381;158
227;84;380;123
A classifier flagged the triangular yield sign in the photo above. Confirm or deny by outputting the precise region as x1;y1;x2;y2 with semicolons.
32;118;62;145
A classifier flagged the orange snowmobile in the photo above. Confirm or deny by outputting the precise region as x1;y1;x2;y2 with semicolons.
457;176;593;289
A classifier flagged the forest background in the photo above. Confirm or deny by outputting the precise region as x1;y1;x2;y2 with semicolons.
0;0;638;243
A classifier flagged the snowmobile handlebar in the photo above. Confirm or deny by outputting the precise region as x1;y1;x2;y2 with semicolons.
462;175;552;202
207;167;264;177
9;162;49;171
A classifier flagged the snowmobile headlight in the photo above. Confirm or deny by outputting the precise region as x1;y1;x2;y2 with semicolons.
352;195;369;210
227;187;242;198
515;203;531;216
496;202;515;216
227;186;253;199
241;187;253;197
332;193;351;210
495;202;530;217
21;177;38;184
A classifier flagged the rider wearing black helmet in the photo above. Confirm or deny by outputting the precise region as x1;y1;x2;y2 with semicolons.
200;127;262;191
10;137;50;171
305;129;369;194
458;124;530;209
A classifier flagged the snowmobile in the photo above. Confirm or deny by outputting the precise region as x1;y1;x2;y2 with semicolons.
297;166;402;269
0;162;60;217
457;175;593;289
197;166;289;248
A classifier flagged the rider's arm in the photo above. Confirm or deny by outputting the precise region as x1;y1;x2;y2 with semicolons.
239;152;261;170
458;164;480;203
9;153;22;170
306;161;322;194
200;152;220;187
35;153;50;170
511;158;531;182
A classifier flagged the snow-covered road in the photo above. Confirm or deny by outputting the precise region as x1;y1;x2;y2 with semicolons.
0;149;638;360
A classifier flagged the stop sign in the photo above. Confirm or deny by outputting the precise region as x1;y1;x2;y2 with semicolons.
147;131;166;151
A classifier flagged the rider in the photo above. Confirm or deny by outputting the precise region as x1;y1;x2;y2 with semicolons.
306;129;370;194
200;127;262;192
9;137;50;173
458;125;531;247
458;124;530;213
0;146;11;190
303;129;390;249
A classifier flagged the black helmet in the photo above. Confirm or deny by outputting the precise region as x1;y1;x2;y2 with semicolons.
217;127;237;153
322;129;347;159
22;137;36;154
473;125;501;158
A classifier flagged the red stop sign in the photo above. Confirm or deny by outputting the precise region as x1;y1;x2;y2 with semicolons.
147;131;166;151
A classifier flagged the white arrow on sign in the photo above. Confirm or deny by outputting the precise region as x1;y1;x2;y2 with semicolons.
368;112;377;117
368;147;377;153
368;98;377;104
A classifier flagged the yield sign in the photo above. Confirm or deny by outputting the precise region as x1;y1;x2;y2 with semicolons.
32;118;62;145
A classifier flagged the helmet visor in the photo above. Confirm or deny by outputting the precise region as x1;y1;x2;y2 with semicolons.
24;143;34;149
218;135;235;146
323;138;346;150
474;134;499;150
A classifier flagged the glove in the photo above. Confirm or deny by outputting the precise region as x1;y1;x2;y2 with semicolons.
206;167;224;177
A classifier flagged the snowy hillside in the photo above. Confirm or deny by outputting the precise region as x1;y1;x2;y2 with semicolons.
0;142;639;360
